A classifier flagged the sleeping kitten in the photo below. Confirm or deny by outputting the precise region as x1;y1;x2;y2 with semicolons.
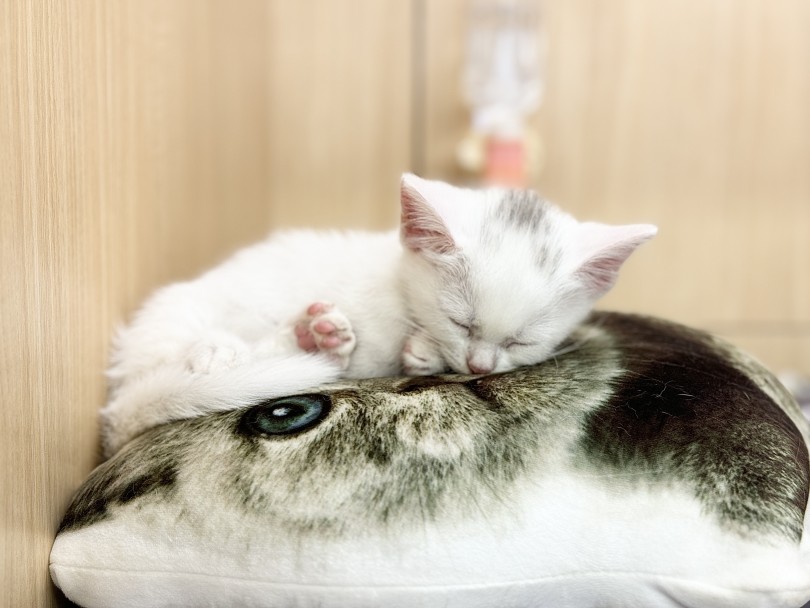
100;174;656;455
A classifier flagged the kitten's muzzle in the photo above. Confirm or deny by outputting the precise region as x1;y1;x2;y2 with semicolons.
466;344;498;374
467;361;494;374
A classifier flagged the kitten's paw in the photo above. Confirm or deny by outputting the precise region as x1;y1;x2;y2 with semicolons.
402;334;446;376
294;302;356;370
187;337;249;374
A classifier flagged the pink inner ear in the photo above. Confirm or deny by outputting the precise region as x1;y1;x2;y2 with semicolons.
575;223;657;296
400;178;457;255
577;252;632;294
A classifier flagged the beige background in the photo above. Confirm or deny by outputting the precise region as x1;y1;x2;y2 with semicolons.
2;1;808;604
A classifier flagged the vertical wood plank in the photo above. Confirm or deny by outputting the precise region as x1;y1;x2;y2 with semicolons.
1;1;271;604
1;3;105;603
266;0;413;230
538;0;810;329
419;0;469;183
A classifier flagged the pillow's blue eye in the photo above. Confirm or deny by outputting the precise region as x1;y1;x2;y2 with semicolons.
239;395;330;437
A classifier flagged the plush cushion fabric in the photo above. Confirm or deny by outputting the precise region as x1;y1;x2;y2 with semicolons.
50;312;810;608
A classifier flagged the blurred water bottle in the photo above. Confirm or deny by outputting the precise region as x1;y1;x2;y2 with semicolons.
458;0;545;186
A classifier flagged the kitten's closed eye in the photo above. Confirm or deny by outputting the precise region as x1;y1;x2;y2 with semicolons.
451;318;472;335
502;339;533;349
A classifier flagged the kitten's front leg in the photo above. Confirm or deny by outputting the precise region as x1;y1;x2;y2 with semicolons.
294;302;357;370
186;331;250;374
402;330;446;376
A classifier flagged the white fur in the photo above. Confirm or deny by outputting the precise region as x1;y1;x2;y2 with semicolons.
102;230;406;455
102;176;656;455
398;175;657;375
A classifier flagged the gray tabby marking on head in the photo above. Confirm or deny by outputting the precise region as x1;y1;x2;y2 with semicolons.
482;190;558;268
60;313;809;544
497;190;550;233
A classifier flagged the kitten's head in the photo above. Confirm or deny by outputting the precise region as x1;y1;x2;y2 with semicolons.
399;173;657;374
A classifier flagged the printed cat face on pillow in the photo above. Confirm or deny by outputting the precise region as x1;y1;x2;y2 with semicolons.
399;174;657;375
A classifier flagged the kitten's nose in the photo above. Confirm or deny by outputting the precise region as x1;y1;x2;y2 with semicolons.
467;345;497;375
467;359;494;375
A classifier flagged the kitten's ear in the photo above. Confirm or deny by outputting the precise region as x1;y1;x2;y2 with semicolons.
400;173;458;255
574;223;658;296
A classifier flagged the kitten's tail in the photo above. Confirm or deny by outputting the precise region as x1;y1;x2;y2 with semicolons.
100;354;341;458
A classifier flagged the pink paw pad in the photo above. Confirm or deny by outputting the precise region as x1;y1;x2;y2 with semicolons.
294;319;318;352
295;302;356;369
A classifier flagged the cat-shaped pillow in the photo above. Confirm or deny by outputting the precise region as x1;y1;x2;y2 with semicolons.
51;313;810;608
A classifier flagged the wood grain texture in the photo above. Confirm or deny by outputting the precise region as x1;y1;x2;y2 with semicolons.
420;0;810;371
539;0;810;327
266;0;412;229
2;2;412;604
1;1;271;604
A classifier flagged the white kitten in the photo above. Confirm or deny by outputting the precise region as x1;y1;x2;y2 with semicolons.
100;174;656;455
397;176;657;375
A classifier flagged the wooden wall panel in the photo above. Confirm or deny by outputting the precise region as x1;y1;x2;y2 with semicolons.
94;0;273;313
266;0;412;230
420;0;810;372
1;1;271;605
2;2;414;604
1;4;106;603
538;0;810;325
418;0;469;183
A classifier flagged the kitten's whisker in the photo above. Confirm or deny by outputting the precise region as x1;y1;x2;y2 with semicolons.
399;318;444;347
546;327;600;359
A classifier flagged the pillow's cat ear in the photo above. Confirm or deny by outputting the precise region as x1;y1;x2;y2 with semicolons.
573;223;658;297
399;174;458;255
